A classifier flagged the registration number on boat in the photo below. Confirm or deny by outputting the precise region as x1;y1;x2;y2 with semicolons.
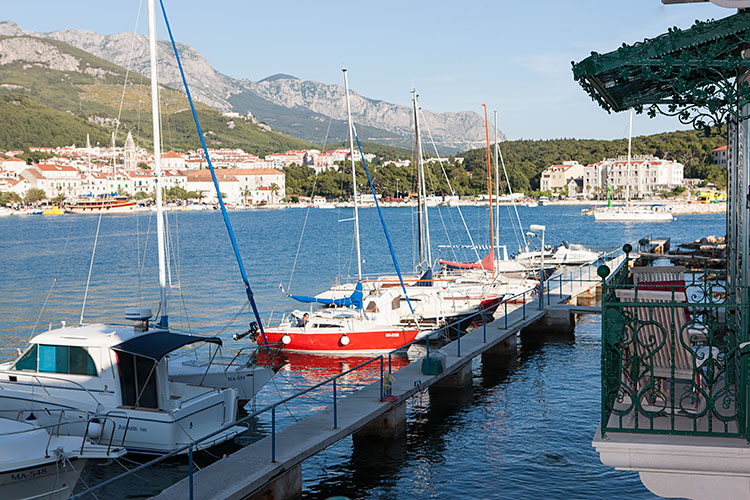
385;333;399;337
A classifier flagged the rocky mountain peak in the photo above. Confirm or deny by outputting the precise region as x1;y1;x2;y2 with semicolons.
0;20;505;152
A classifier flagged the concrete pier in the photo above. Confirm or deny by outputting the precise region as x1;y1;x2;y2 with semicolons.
149;253;628;500
521;307;575;338
431;362;473;391
353;400;406;443
246;465;301;500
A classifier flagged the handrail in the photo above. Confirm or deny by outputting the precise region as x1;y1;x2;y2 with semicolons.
0;370;104;407
69;353;387;500
71;245;632;499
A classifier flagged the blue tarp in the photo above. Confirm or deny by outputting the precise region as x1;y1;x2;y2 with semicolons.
289;281;364;309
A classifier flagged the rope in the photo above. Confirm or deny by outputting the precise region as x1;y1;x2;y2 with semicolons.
419;109;480;262
353;130;414;314
497;145;528;252
80;211;104;325
113;0;144;145
159;0;270;353
286;112;334;294
29;220;73;339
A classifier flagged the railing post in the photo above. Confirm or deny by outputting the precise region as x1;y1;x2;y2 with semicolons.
388;353;392;374
457;324;461;357
504;300;508;329
523;294;526;319
483;311;487;342
559;275;562;298
333;380;338;428
426;337;430;362
188;446;194;500
380;356;384;401
271;407;276;463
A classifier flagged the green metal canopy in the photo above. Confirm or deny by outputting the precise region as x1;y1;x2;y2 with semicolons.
572;11;750;130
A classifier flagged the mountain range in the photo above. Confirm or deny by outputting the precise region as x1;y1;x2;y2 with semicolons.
0;21;503;153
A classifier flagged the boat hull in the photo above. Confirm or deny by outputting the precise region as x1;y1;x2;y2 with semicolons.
169;362;275;401
0;457;85;500
263;327;419;353
593;211;673;222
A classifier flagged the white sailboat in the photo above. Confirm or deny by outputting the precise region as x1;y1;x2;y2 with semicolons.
0;0;246;455
593;111;674;222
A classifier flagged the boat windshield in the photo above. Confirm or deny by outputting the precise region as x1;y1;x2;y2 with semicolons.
11;344;97;376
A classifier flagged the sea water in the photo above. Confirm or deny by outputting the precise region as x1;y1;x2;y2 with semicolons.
0;205;725;499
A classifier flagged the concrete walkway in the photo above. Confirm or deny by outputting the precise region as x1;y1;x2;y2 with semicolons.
152;255;627;500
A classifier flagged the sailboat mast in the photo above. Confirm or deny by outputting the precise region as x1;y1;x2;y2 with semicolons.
626;109;633;211
343;69;362;281
482;105;494;275
413;90;432;268
494;110;500;264
412;91;423;271
148;0;168;327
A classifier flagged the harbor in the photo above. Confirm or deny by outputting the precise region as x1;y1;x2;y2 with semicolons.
0;206;725;499
1;1;746;499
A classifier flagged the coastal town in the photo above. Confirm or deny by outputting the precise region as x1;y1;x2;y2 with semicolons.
0;133;728;212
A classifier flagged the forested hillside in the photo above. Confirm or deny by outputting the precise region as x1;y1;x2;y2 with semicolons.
284;129;728;198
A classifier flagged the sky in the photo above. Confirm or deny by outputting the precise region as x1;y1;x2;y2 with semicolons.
1;0;732;141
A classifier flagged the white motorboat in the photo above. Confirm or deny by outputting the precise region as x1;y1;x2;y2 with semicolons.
168;346;276;402
0;416;125;500
591;110;674;223
516;242;602;266
592;206;674;222
0;314;244;455
0;206;13;217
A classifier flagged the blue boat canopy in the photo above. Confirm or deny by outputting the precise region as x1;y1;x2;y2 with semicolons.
112;331;222;361
415;269;433;287
289;281;364;309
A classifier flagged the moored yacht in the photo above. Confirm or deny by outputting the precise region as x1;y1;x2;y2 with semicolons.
65;195;139;214
0;416;125;500
0;314;244;455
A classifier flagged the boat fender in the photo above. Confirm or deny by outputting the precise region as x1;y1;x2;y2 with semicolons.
281;334;292;345
88;418;102;439
339;334;350;346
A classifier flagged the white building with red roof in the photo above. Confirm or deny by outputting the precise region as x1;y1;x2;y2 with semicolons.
540;161;584;193
161;151;186;170
20;164;82;198
1;157;27;176
184;167;285;204
185;171;241;204
583;155;684;198
712;145;728;167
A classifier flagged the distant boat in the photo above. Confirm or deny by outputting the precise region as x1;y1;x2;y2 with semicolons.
591;111;674;223
0;207;12;217
593;206;674;222
65;195;138;214
41;205;64;215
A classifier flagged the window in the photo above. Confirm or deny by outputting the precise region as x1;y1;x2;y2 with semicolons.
37;345;97;376
13;344;38;371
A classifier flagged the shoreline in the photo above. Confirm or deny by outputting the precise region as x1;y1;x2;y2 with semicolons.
0;200;726;216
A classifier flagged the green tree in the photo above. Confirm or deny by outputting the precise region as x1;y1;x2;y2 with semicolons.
24;188;46;203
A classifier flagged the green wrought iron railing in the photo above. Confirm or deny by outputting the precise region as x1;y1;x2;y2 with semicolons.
600;261;748;439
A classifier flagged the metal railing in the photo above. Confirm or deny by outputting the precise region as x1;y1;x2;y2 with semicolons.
599;258;746;440
70;251;623;499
